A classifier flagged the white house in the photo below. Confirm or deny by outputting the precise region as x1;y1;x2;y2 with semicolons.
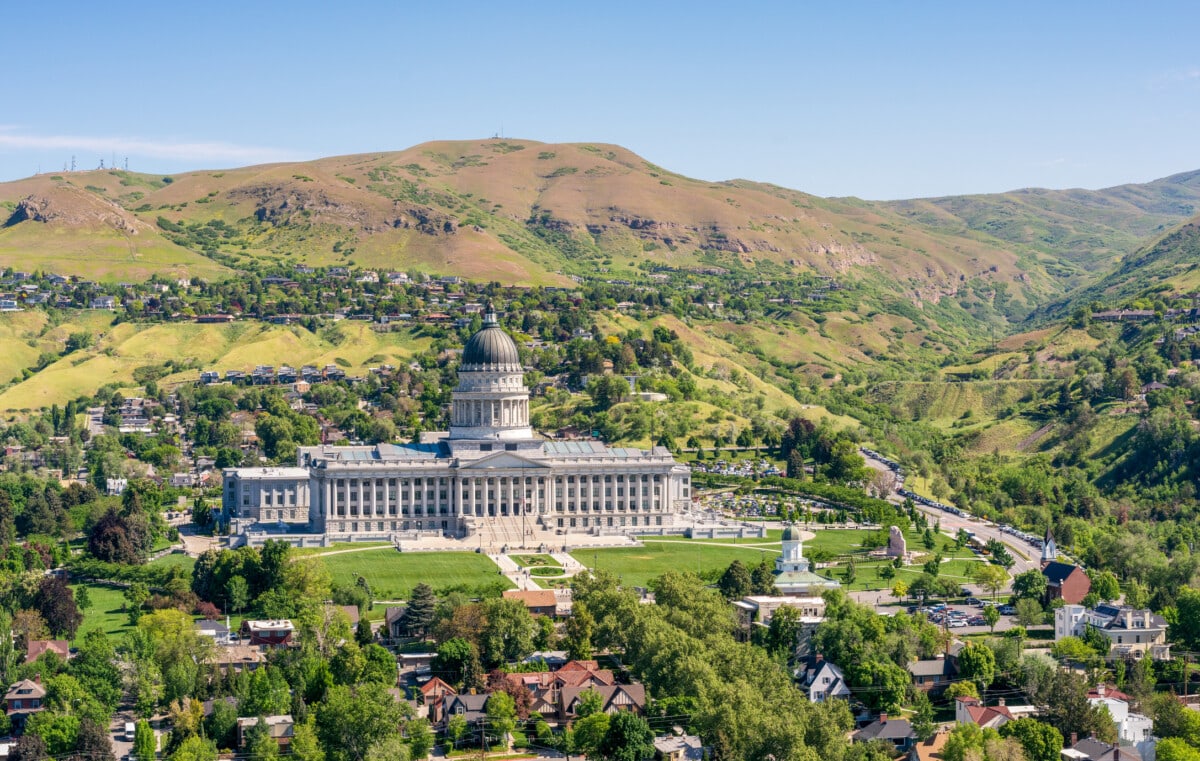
804;659;851;703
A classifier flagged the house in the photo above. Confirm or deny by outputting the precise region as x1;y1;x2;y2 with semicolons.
853;715;916;753
502;589;559;618
437;693;489;729
560;683;646;721
1061;736;1142;760
24;640;70;665
323;604;360;629
1088;685;1154;750
214;644;268;672
910;729;950;761
236;715;294;748
106;478;128;496
1055;604;1170;660
89;296;116;310
907;657;957;693
418;677;457;707
384;606;407;640
955;697;1012;730
196;314;235;323
804;659;852;703
4;678;46;720
1042;561;1091;605
654;732;705;761
197;620;231;645
239;620;295;647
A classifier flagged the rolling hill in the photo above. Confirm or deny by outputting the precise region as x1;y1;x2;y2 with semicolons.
879;170;1200;287
1;139;1069;313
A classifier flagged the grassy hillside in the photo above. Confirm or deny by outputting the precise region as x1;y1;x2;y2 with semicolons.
880;170;1200;285
0;140;1070;314
0;316;431;415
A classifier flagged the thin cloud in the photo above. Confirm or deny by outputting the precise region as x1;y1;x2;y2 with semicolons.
0;129;301;164
1147;66;1200;90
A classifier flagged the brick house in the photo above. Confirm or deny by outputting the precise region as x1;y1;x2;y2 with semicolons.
1041;561;1091;605
240;620;295;647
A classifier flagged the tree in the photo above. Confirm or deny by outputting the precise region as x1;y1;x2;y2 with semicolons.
433;638;481;689
485;691;517;747
88;508;141;564
983;604;1001;633
972;563;1009;600
10;735;49;761
402;583;437;639
446;714;468;750
999;718;1064;761
891;579;909;601
125;582;150;625
565;602;595;660
1012;569;1048;602
406;719;433;759
1015;598;1043;627
74;718;115;761
750;559;777;595
244;718;280;761
1091;570;1120;602
575;688;605;719
718;560;752;600
911;690;936;742
846;659;909;712
355;617;374;647
33;576;82;639
957;642;996;694
945;681;980;700
167;736;217;761
598;711;656;761
314;683;407;761
1174;587;1200;649
74;586;92;613
363;737;410;761
764;604;801;659
226;575;249;613
479;598;535;667
290;719;326;761
572;713;610;760
1158;738;1200;761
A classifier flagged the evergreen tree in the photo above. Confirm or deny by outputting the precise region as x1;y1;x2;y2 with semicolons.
717;560;752;600
401;583;437;639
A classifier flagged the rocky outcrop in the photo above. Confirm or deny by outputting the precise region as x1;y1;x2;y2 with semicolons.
5;191;146;234
232;183;456;236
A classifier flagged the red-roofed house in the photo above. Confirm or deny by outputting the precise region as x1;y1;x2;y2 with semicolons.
954;697;1013;730
25;640;70;664
502;589;559;618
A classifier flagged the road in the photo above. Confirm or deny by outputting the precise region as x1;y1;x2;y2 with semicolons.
859;451;1038;584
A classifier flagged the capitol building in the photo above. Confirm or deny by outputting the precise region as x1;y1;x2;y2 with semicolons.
222;309;693;546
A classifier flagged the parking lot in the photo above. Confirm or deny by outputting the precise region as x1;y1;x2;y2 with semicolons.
910;599;1018;634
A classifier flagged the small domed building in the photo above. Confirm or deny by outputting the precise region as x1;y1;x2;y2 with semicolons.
224;307;692;543
774;524;840;597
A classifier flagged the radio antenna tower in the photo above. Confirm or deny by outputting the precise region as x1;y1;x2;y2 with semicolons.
99;158;105;170
70;156;76;172
124;157;129;171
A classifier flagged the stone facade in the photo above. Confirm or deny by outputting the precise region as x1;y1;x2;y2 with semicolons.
223;309;690;543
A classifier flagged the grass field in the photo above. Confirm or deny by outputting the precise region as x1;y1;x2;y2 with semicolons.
149;552;197;573
72;583;135;644
571;541;780;589
0;319;432;414
318;548;512;599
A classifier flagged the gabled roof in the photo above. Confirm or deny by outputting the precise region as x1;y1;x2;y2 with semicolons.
25;640;70;664
561;683;646;715
907;659;956;678
420;677;457;697
503;589;558;609
957;698;1013;729
853;717;914;742
911;729;950;761
1069;737;1141;760
5;679;46;702
1042;561;1085;584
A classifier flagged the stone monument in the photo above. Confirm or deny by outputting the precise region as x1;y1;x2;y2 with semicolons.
886;525;906;558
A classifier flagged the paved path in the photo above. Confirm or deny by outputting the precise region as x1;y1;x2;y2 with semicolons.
489;554;543;591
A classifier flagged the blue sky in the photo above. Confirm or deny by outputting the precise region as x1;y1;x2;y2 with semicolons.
2;1;1198;199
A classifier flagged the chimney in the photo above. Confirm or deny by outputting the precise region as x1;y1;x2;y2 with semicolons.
1070;732;1077;746
34;673;40;685
815;653;824;664
1096;684;1105;697
879;713;887;723
997;698;1005;707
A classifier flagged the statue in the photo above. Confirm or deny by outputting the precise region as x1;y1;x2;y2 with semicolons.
886;525;906;558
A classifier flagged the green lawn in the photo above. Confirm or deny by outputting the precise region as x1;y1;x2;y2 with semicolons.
571;542;780;589
148;553;197;573
318;548;512;599
73;583;136;644
510;554;560;568
294;542;392;556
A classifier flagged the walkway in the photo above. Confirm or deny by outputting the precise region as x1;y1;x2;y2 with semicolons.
489;553;543;591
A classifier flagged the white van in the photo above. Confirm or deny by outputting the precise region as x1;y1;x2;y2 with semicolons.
124;722;136;742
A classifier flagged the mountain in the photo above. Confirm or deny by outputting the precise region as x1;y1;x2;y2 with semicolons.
1038;213;1200;318
0;139;1064;308
879;170;1200;286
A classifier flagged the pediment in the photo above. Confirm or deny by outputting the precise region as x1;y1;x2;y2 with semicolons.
459;451;550;470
